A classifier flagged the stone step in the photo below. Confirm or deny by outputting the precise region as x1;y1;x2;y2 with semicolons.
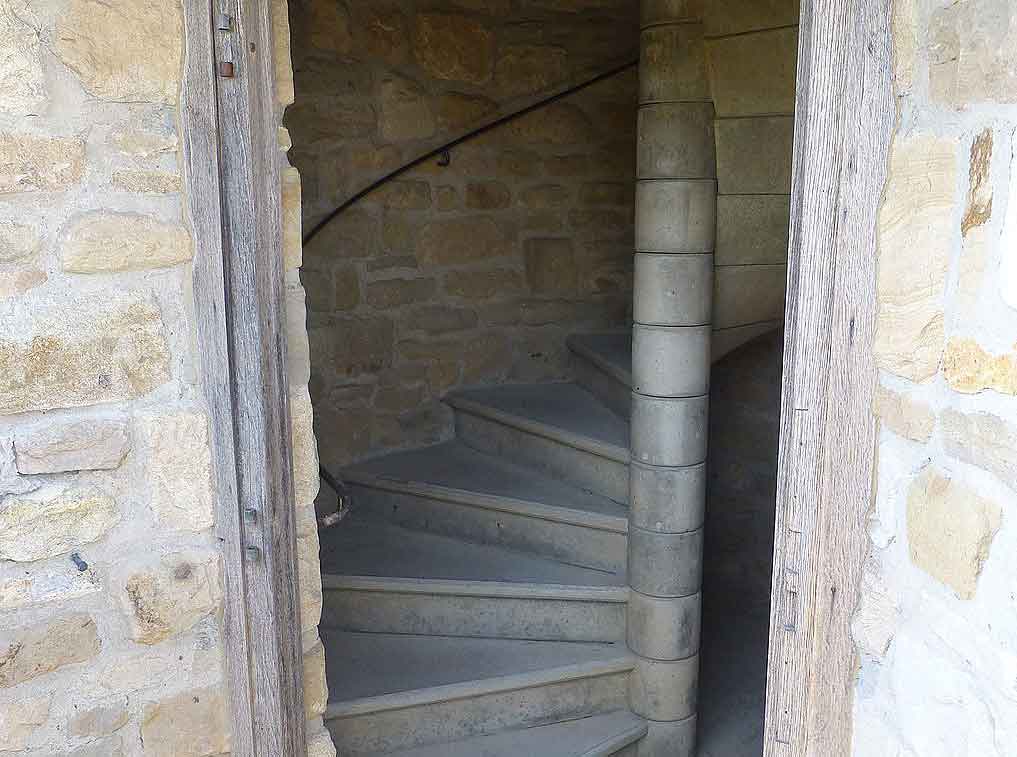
320;519;626;642
363;710;647;756
446;383;630;503
568;332;632;417
344;440;628;571
323;631;634;756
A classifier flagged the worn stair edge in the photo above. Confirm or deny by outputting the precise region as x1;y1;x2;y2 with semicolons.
344;467;628;534
366;711;648;757
446;388;630;465
325;655;636;720
322;575;629;602
567;334;632;388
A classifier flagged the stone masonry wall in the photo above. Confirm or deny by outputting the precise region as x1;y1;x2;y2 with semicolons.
851;1;1017;753
284;0;639;469
0;1;333;756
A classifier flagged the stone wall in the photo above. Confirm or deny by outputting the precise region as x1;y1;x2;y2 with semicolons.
0;1;332;755
284;0;639;469
852;1;1017;753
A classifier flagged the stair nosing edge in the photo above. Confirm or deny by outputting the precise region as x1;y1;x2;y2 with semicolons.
321;574;629;602
580;719;649;757
324;655;636;721
567;335;633;389
344;469;629;534
445;392;630;464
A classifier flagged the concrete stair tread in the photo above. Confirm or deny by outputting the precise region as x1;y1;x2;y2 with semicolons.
320;518;625;587
345;440;628;532
365;711;647;756
567;333;632;388
323;630;632;714
447;383;630;462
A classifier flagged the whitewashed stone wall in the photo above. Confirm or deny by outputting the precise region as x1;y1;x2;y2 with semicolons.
853;1;1017;753
0;1;332;755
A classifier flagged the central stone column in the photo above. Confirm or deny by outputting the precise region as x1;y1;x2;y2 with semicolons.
627;1;715;753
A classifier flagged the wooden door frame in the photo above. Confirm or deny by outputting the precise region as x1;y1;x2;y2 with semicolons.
763;1;894;755
180;1;306;755
176;0;895;754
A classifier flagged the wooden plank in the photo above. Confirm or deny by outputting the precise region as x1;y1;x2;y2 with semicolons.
182;0;306;754
763;0;893;755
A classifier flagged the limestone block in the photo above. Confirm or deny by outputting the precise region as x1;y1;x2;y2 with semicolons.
308;729;338;757
962;128;993;235
706;27;798;117
466;181;511;210
69;697;129;738
851;566;899;658
365;278;436;309
714;264;787;329
56;0;182;103
930;1;1017;107
350;3;409;66
637;102;715;180
273;0;295;107
0;220;40;262
0;569;101;610
380;73;436;142
872;385;935;443
0;491;118;562
116;549;221;645
641;0;703;27
630;460;706;533
0;695;49;751
417;217;509;265
874;135;957;382
629;655;698;721
287;284;311;387
907;467;1001;599
891;0;917;93
638;716;696;757
943;339;1017;395
639;25;709;104
14;417;130;474
140;686;230;757
61;212;192;273
0;267;45;299
635;180;716;253
0;613;100;688
64;736;126;757
0;132;85;193
716;195;789;265
304;641;328;718
298;530;323;631
108;128;177;158
703;0;800;37
628;525;704;597
632;324;711;397
942;409;1017;493
503;103;594;144
137;411;214;532
373;181;433;210
494;44;568;100
634;253;713;326
0;2;46;115
631;394;709;467
111;170;181;194
413;13;493;84
715;116;794;194
291;386;319;506
627;590;701;660
282;166;302;270
436;92;498;132
525;238;577;294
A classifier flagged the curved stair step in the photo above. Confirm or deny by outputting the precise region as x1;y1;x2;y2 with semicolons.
446;383;630;503
364;710;647;756
345;440;628;571
320;519;626;641
568;332;632;418
323;631;634;756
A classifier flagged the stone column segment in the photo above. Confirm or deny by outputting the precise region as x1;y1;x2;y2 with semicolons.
629;1;715;753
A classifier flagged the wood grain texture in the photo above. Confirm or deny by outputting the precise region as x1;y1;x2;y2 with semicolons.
183;1;306;754
762;0;893;755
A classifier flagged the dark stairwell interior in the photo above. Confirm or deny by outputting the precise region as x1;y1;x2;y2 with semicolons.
284;1;792;754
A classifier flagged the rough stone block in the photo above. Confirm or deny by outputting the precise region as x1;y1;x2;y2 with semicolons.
466;181;511;210
874;135;957;382
291;386;319;506
111;170;180;194
405;304;479;334
137;411;214;532
298;531;323;631
380;73;435;142
930;1;1017;107
0;132;85;192
413;13;493;84
0;614;100;688
108;127;177;158
282;166;302;270
0;220;40;262
273;0;295;107
366;277;437;308
61;213;192;273
287;284;311;387
0;267;45;299
417;217;509;265
0;491;118;562
116;549;221;645
851;566;899;658
0;569;101;611
962;128;993;235
372;181;433;210
494;43;568;99
525;238;578;294
503;103;594;144
942;409;1017;493
56;0;183;104
69;697;129;738
304;641;328;718
0;3;47;115
715;116;794;194
716;195;789;265
14;417;130;475
140;687;229;757
907;467;1002;599
637;102;715;180
706;27;798;117
0;695;49;751
872;385;935;443
640;25;709;104
308;729;338;757
444;269;524;299
943;338;1017;395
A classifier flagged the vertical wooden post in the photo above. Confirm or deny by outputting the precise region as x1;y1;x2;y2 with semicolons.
181;1;306;754
763;0;892;754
